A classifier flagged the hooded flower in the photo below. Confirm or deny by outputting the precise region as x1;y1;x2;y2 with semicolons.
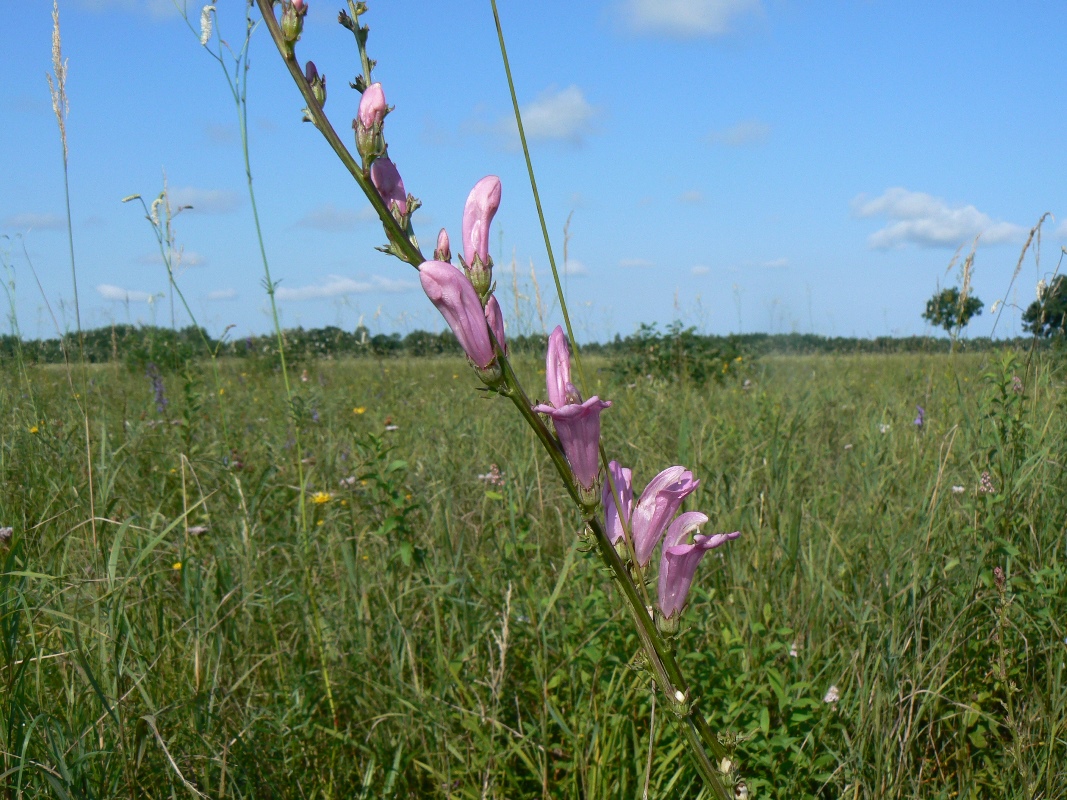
484;294;506;354
658;512;739;618
419;260;494;369
631;466;699;567
370;157;406;216
462;176;502;267
533;326;610;491
602;460;633;545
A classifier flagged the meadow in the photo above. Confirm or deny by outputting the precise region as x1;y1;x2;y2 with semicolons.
1;345;1064;798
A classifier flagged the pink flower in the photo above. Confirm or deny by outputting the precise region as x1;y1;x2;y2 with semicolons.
485;294;506;354
631;466;699;567
602;460;633;545
462;176;501;267
435;228;451;262
419;260;494;369
357;83;387;131
533;326;610;491
370;157;407;216
658;512;739;619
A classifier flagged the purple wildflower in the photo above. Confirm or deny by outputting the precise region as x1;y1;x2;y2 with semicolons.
631;466;699;567
602;460;633;546
658;512;739;619
370;157;407;217
913;405;925;429
418;260;494;369
146;363;168;414
533;326;610;491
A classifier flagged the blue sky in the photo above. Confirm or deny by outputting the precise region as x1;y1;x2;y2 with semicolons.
3;0;1065;342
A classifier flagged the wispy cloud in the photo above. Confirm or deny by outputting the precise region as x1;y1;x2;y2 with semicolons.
1055;220;1067;238
170;186;241;214
707;119;771;147
97;284;157;303
691;265;710;275
295;203;377;232
760;257;788;269
619;258;655;268
2;212;66;230
276;274;417;301
563;259;589;276
206;288;238;301
853;187;1025;249
496;86;600;147
619;0;762;38
679;190;704;205
136;251;206;267
204;123;236;144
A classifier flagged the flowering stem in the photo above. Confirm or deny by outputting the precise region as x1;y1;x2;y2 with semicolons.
252;0;424;268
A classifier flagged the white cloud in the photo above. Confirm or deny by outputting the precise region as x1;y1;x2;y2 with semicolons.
296;203;377;232
97;284;156;303
621;0;762;38
619;258;655;268
276;274;417;301
679;190;704;205
206;288;238;301
2;212;66;230
497;86;599;146
707;119;771;147
853;187;1025;249
761;257;788;269
563;259;589;276
136;251;206;267
169;186;241;214
691;265;710;275
1056;219;1067;238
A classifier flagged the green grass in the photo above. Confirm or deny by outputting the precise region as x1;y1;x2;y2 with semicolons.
1;349;1065;798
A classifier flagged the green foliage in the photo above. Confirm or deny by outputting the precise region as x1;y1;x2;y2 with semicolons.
1;351;1066;798
1022;274;1067;337
922;286;984;336
610;320;748;386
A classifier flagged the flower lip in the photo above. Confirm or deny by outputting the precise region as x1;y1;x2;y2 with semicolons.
533;396;612;490
658;513;739;618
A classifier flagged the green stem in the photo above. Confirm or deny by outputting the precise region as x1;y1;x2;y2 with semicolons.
489;0;587;392
252;0;423;268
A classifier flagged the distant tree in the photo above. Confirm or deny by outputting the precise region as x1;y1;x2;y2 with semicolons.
922;286;983;339
1022;275;1067;337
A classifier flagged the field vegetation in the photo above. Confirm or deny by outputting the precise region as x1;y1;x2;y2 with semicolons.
2;345;1065;798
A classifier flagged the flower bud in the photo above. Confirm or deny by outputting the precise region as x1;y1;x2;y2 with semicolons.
370;157;407;221
305;61;326;107
434;228;451;262
485;294;506;354
461;176;501;299
355;83;388;161
280;0;307;52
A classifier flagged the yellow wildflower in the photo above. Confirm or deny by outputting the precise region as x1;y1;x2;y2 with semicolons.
312;491;331;504
172;562;182;571
353;406;366;415
29;425;39;434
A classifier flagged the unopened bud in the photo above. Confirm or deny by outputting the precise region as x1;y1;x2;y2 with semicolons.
280;0;307;52
370;157;407;221
305;61;326;107
434;228;451;262
994;566;1005;591
355;83;388;162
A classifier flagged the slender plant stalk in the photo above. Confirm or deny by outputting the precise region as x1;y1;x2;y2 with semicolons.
252;2;735;793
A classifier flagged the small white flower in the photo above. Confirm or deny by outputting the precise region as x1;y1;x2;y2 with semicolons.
823;685;840;704
879;423;890;434
384;424;399;432
843;443;853;451
674;690;686;702
789;641;799;658
1037;279;1048;301
0;526;13;544
951;485;965;494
